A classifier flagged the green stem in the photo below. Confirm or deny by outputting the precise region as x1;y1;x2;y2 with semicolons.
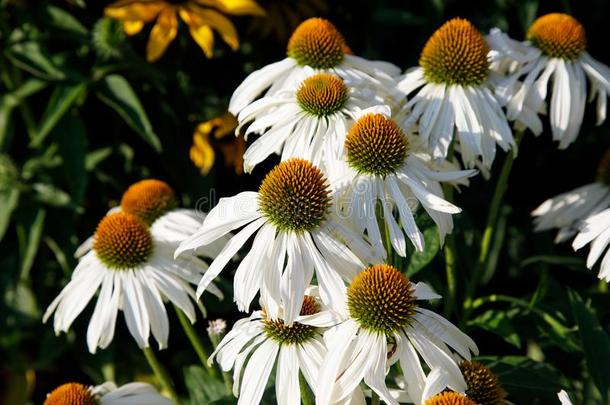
208;330;233;395
442;145;458;318
174;306;218;377
443;234;458;318
371;391;380;405
469;130;525;305
299;373;313;405
142;347;179;403
0;55;38;142
377;201;396;267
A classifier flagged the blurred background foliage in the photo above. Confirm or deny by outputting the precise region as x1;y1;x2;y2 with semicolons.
1;0;610;404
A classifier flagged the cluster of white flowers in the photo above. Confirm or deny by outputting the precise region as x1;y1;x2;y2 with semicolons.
42;13;610;405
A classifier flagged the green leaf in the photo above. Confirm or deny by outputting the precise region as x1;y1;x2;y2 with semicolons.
468;309;521;348
406;223;440;277
31;183;71;207
96;75;161;152
6;41;66;80
31;83;87;148
478;356;566;400
0;99;16;153
16;208;46;280
0;187;19;242
0;79;47;149
85;147;112;171
5;79;48;105
55;116;88;203
184;366;226;404
521;255;586;269
40;5;88;36
568;289;610;400
3;282;39;321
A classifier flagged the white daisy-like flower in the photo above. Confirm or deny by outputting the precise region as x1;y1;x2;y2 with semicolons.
176;158;379;323
237;69;381;172
76;179;228;258
229;17;400;116
43;211;222;353
316;264;478;405
395;18;514;170
333;106;476;258
210;290;336;405
489;13;610;149
43;381;173;405
532;180;610;243
533;150;610;281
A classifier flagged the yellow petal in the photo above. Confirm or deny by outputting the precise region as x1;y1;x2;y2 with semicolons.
213;112;238;139
123;20;145;36
188;7;239;51
105;1;165;22
190;124;216;174
193;0;265;16
146;7;178;62
179;8;215;58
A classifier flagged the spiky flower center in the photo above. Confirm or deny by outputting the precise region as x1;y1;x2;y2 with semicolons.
93;212;153;269
597;149;610;185
460;360;506;405
425;392;477;405
287;18;349;69
420;18;490;86
263;296;320;344
527;13;586;60
120;179;178;225
44;383;97;405
347;264;417;334
258;159;331;232
345;114;408;177
296;73;348;117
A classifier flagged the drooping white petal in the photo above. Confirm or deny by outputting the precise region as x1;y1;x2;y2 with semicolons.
276;345;301;405
196;217;266;298
237;339;280;405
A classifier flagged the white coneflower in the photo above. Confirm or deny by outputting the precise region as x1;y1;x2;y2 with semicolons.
176;158;379;323
211;291;334;405
237;70;381;172
533;150;610;281
490;13;610;148
76;179;228;258
532;150;610;242
316;264;478;405
334;106;475;258
396;18;514;170
43;381;173;405
44;211;221;353
229;17;400;115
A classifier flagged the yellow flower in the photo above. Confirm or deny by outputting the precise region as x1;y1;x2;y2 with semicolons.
105;0;265;62
190;112;245;175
